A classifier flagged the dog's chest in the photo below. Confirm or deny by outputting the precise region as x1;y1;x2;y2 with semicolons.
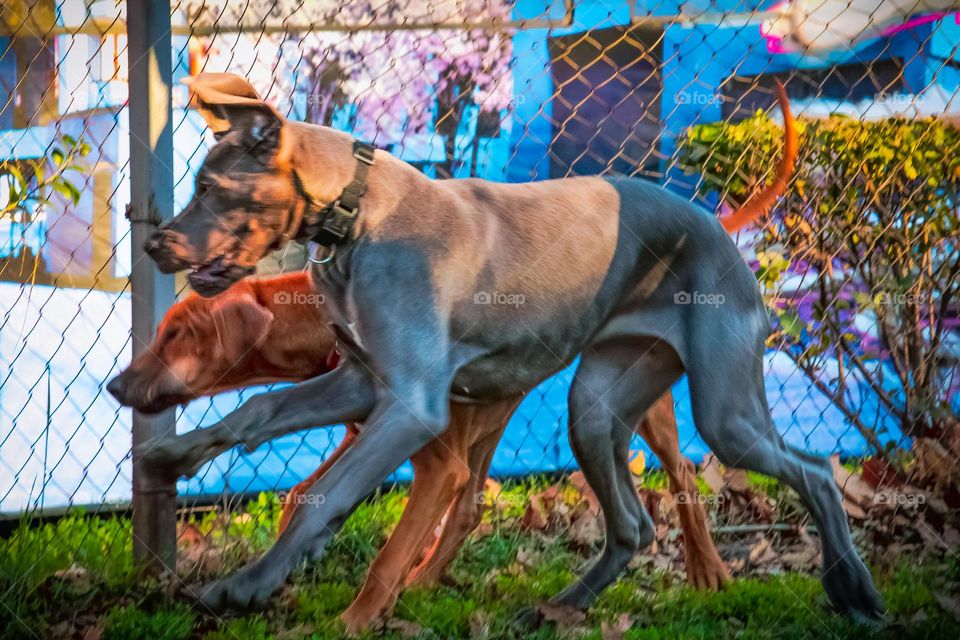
308;255;359;344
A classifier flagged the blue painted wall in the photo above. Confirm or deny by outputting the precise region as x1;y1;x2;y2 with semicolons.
506;0;959;194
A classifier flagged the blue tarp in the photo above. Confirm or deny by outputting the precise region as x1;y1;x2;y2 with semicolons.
0;285;907;514
177;354;906;497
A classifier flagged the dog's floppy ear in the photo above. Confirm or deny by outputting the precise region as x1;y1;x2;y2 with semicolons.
184;73;284;148
209;290;275;363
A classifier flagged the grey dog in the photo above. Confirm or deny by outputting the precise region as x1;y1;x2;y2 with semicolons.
140;73;883;623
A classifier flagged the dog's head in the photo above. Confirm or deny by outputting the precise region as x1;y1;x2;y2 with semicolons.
107;283;277;414
144;74;300;297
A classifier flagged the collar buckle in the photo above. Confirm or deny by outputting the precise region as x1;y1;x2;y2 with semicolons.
353;145;375;165
306;140;375;247
318;200;359;242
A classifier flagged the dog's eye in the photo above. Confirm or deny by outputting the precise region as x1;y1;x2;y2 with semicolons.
164;325;183;341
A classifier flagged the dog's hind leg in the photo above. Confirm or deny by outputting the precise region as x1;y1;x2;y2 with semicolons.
407;424;502;587
340;430;472;633
636;392;729;590
406;397;520;588
684;317;884;621
546;336;684;612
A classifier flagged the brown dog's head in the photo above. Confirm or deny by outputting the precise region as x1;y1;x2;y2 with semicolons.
107;284;276;414
144;74;300;297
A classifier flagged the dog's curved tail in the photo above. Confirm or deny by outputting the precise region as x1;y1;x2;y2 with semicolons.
719;80;798;233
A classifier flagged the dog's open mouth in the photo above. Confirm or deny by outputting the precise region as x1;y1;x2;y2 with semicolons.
188;255;255;297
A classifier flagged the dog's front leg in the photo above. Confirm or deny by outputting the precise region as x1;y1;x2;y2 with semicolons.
191;387;451;613
137;360;375;480
192;246;456;616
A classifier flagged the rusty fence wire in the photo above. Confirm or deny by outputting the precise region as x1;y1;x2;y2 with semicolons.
1;0;959;633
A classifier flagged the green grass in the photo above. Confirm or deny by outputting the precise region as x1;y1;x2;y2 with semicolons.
102;604;196;640
1;482;958;639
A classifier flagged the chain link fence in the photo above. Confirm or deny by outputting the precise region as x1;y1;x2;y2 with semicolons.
1;0;959;636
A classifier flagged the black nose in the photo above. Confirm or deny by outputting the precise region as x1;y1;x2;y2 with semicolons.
106;374;126;403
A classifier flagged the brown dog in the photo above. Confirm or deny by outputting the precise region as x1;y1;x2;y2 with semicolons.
109;272;730;630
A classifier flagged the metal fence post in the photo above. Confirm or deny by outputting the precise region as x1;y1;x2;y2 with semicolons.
127;0;177;572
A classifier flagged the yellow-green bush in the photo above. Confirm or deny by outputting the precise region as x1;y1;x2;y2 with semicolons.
679;113;960;449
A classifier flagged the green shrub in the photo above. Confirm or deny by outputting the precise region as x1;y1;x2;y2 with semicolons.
679;113;960;452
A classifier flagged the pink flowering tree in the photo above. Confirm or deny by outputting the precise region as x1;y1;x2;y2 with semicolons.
182;0;513;173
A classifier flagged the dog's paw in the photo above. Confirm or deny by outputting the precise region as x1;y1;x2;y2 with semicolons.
685;552;731;591
510;606;544;632
136;435;203;480
340;604;389;636
822;553;885;622
187;573;277;613
510;601;586;633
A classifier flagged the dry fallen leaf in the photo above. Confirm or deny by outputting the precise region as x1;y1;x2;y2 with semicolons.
860;457;903;488
177;522;221;574
178;522;206;547
53;563;90;588
385;618;424;638
700;454;725;494
569;471;601;516
516;546;540;567
629;450;646;476
780;527;820;571
748;535;777;565
842;498;868;520
915;520;951;550
638;489;664;527
831;455;875;515
724;468;750;494
601;613;634;639
781;546;819;571
521;493;549;530
569;512;603;549
914;438;959;491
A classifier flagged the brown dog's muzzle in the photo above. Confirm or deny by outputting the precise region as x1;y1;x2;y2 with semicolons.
106;367;193;415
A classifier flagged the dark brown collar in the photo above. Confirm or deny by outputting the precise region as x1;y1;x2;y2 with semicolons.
293;140;375;248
